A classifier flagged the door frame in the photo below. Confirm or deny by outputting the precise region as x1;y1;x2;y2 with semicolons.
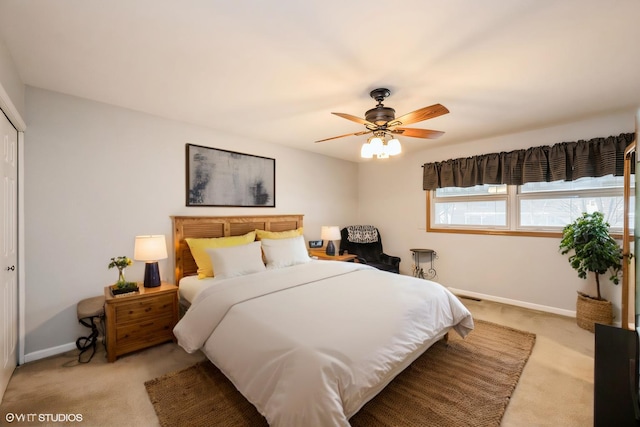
0;82;26;365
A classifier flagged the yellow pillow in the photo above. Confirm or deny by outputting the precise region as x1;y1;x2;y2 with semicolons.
186;231;256;279
255;227;303;240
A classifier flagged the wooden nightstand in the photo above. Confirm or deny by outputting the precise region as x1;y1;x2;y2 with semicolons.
104;282;179;362
309;249;357;262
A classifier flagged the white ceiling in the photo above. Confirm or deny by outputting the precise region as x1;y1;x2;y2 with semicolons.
1;0;639;162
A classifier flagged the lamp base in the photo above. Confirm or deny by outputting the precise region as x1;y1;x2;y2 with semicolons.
325;240;335;256
143;262;161;288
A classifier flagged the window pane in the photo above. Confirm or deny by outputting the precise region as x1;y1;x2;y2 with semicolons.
435;200;507;226
520;196;633;228
436;184;507;197
520;175;632;193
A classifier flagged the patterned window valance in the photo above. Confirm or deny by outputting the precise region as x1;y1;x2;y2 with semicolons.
422;133;635;190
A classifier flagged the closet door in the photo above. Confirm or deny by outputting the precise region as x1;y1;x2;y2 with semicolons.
0;110;17;401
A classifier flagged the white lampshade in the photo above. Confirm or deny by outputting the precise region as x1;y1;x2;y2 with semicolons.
320;226;341;241
360;142;373;158
134;235;168;261
369;136;384;152
387;138;402;155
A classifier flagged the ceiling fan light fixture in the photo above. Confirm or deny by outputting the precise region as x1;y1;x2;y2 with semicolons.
360;134;401;159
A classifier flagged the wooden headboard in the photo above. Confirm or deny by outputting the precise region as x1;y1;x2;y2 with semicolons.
171;214;304;283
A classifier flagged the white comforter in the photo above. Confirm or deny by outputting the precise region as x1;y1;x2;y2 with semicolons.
174;261;474;427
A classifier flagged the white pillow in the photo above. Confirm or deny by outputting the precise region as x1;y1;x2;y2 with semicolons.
206;241;266;280
261;235;311;269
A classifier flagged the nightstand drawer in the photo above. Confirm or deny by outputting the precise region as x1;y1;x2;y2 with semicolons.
116;314;175;347
115;293;175;323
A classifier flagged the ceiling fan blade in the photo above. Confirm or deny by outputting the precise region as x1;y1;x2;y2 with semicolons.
332;112;376;127
387;104;449;127
391;128;445;139
315;130;371;143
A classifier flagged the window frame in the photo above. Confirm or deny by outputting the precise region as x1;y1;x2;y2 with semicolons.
430;186;511;232
427;178;630;239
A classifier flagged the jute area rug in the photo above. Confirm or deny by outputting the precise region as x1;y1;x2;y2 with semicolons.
145;320;535;427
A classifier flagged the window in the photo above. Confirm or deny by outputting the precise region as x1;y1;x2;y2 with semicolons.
433;184;508;228
429;175;634;236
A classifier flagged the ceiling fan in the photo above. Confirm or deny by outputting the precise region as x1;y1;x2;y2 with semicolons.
316;88;449;158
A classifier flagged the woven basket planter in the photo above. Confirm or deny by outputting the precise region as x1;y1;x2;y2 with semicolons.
576;292;612;332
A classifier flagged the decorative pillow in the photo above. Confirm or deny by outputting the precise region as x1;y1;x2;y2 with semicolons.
255;227;303;240
185;231;256;279
206;241;266;280
261;235;311;269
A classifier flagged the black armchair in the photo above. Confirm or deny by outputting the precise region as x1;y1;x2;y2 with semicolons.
339;225;401;273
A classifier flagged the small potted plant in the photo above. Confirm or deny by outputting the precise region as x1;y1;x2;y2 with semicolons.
559;211;624;332
108;256;139;296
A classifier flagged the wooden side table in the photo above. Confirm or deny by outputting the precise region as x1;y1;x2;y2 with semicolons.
104;282;179;362
309;249;357;262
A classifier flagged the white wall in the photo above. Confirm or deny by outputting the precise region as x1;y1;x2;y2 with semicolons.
23;87;359;358
0;35;24;124
358;110;636;319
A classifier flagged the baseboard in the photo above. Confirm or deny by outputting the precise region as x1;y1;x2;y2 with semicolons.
448;287;576;318
24;342;76;364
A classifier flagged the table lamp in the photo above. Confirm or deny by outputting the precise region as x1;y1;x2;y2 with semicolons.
134;235;168;288
320;226;341;256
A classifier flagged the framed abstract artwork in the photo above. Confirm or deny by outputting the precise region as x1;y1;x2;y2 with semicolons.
186;144;275;207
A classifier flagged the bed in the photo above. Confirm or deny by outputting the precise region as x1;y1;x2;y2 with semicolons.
171;215;474;427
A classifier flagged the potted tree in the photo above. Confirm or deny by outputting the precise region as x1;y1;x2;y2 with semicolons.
559;211;624;332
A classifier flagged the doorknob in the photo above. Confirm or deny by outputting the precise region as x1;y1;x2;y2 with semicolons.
6;265;14;271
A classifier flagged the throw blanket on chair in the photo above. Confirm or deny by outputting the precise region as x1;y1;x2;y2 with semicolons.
347;225;379;244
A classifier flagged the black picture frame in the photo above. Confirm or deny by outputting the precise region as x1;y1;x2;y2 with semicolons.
186;144;276;207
